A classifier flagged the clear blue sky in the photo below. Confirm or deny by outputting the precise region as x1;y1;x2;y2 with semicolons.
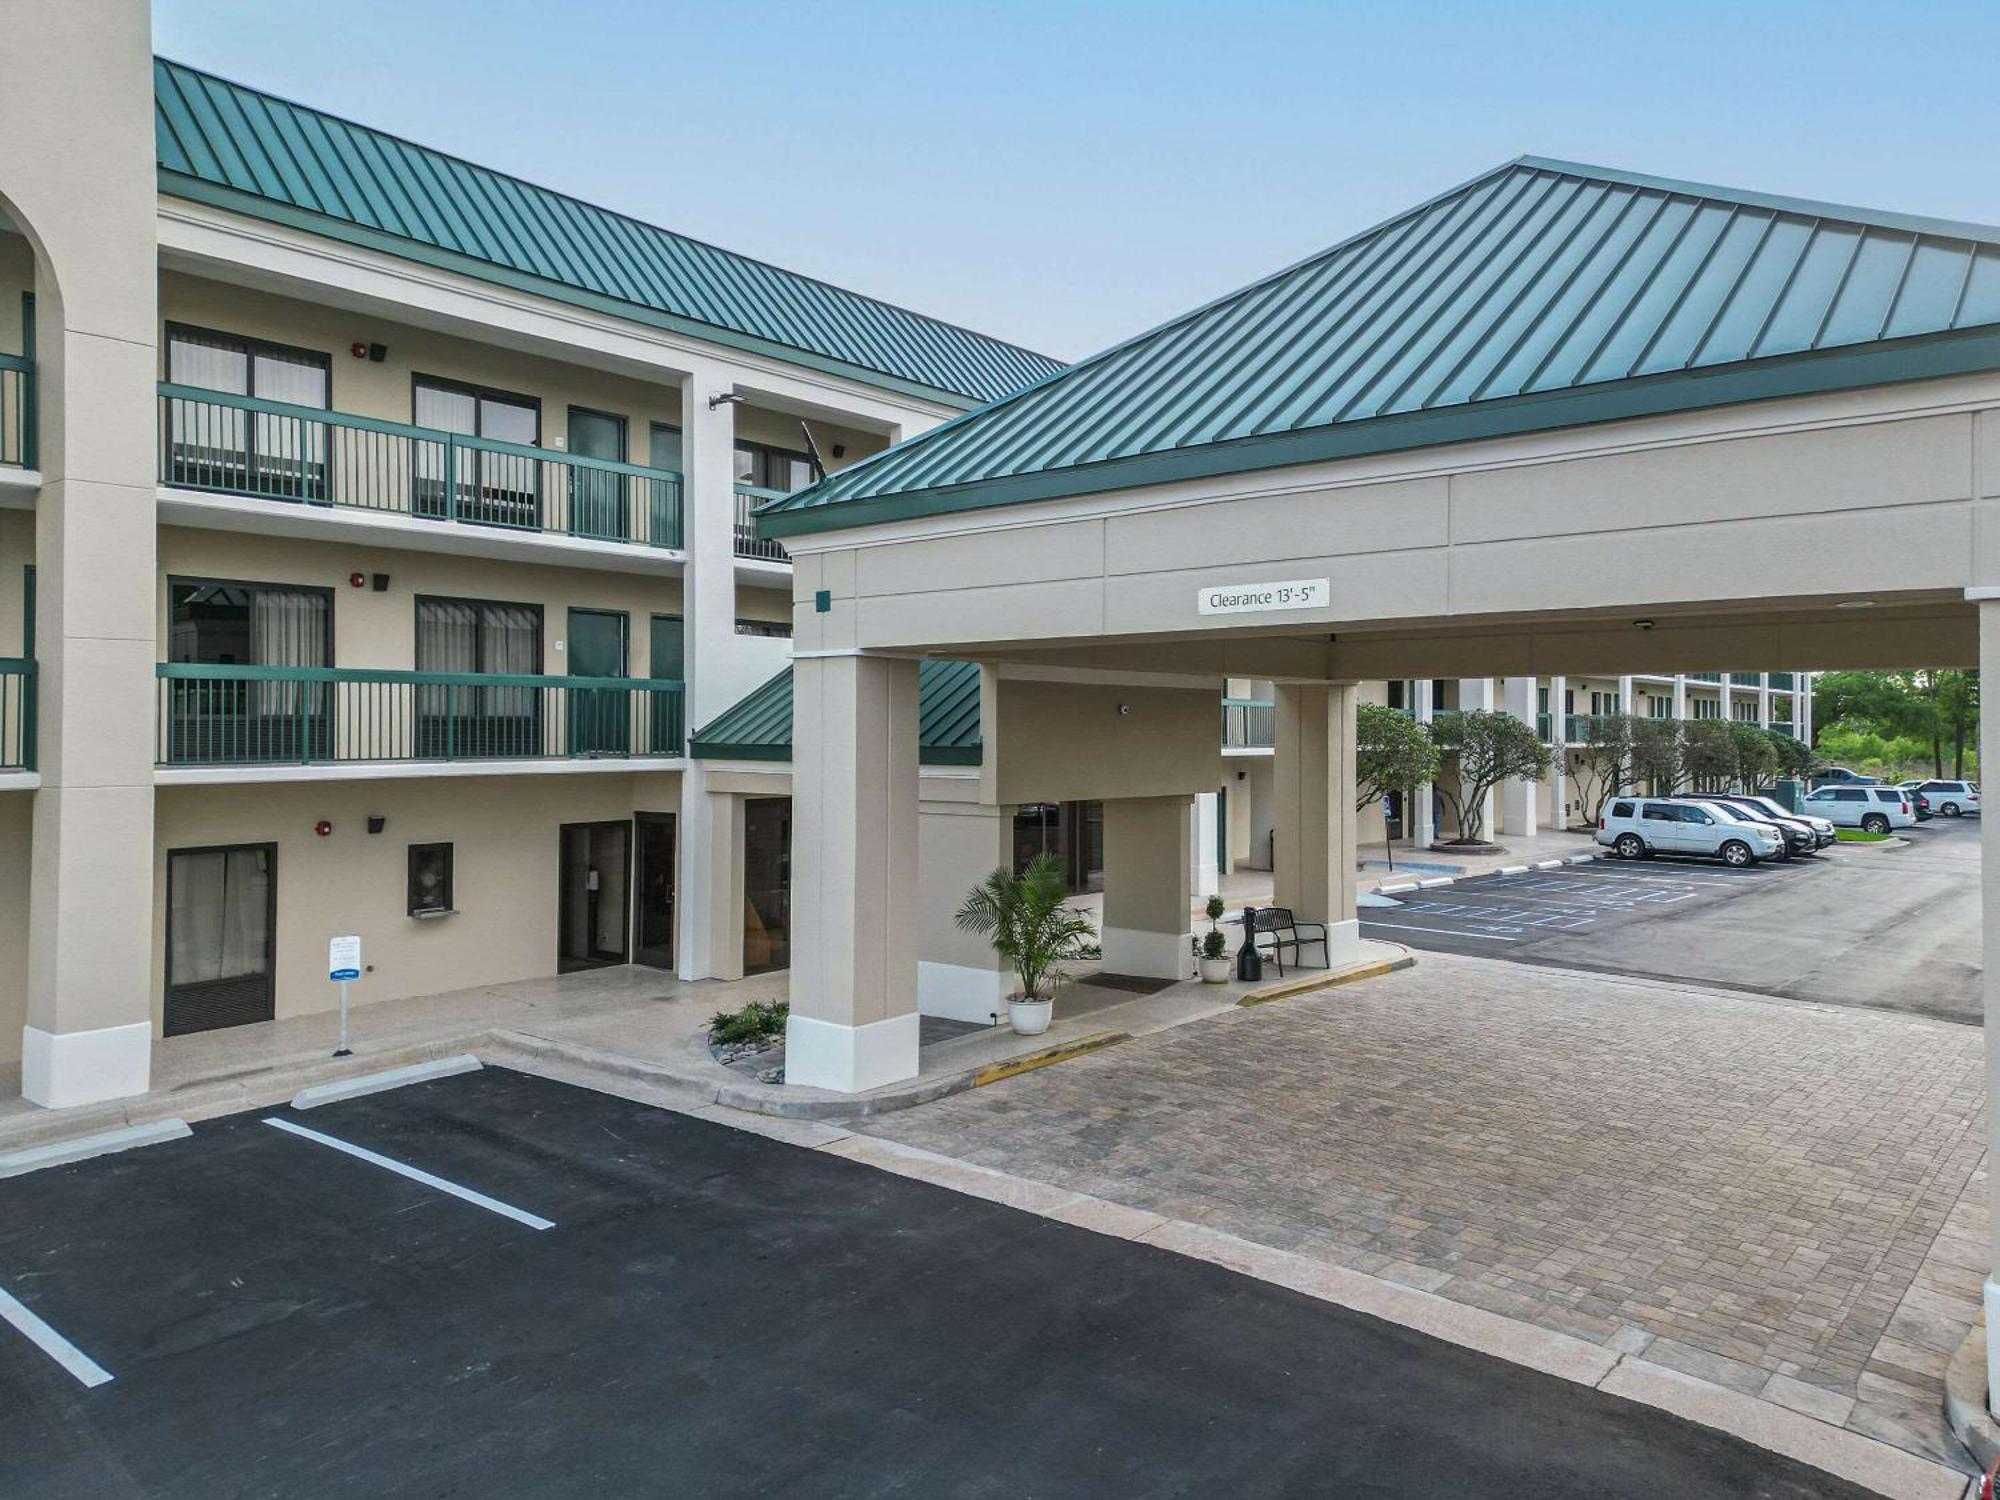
157;0;2000;363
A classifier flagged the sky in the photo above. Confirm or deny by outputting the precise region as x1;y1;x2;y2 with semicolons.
155;0;2000;364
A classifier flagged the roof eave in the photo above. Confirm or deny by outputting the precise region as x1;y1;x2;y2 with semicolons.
760;325;2000;541
158;172;991;413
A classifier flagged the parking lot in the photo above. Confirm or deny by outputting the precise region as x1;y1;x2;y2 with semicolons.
0;1066;1896;1499
1363;815;1981;1023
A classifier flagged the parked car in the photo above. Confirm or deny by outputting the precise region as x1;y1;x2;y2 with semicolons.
1727;793;1838;848
1597;798;1784;867
1810;766;1879;788
1906;787;1933;821
1904;779;1980;817
1680;793;1828;854
1803;784;1916;833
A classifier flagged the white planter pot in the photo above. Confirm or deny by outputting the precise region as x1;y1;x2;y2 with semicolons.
1198;957;1232;985
1008;997;1053;1036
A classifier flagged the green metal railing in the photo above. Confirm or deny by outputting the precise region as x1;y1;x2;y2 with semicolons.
1729;671;1761;687
156;663;684;768
1687;672;1721;683
1563;714;1622;742
0;658;33;770
158;386;684;548
1768;671;1795;692
734;483;790;562
1222;695;1275;749
1536;711;1552;742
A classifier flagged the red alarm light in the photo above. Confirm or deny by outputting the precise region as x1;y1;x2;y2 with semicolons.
348;572;366;588
314;820;333;837
350;342;368;359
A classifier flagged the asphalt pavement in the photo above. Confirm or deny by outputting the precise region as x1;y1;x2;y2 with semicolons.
0;1067;1894;1499
1363;816;1981;1024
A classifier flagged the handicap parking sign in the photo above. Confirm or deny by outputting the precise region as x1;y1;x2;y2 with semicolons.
328;934;362;982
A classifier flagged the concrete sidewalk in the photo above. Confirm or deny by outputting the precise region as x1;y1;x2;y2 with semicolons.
0;939;1410;1152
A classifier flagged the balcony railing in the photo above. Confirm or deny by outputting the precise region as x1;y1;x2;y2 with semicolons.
1562;713;1623;742
1729;671;1761;687
1536;712;1552;742
1768;671;1796;692
734;484;790;562
1687;672;1721;683
158;386;684;549
0;658;33;770
155;664;684;769
0;353;30;470
1222;696;1275;749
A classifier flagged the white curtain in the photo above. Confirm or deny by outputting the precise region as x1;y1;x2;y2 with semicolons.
250;591;326;715
169;848;269;983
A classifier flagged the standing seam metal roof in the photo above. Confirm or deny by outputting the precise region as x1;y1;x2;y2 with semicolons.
151;58;1062;407
761;156;2000;534
689;660;982;765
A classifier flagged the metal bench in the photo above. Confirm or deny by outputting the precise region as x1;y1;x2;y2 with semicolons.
1247;906;1329;977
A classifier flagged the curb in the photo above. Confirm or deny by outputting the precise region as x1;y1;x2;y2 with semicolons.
1369;849;1604;898
1944;1317;1998;1470
1237;953;1416;1007
969;1030;1127;1086
290;1055;483;1109
0;1117;193;1179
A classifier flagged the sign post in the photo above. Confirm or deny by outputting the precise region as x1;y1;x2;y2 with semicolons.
327;935;362;1058
1382;793;1396;871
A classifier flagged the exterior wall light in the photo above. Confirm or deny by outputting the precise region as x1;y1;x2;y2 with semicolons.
708;391;747;410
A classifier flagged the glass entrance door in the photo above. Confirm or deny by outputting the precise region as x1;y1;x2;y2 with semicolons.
567;407;628;541
165;844;277;1036
743;798;791;974
558;820;630;971
633;813;675;970
566;608;628;755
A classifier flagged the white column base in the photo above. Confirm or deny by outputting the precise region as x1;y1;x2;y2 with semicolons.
1985;1279;2000;1418
1100;925;1191;981
784;1010;920;1093
918;961;1009;1024
22;1021;152;1109
1323;917;1363;968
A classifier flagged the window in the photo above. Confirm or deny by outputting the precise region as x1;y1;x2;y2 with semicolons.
1537;686;1549;714
165;325;332;499
1641;804;1675;821
650;421;682;472
1834;789;1867;802
1873;790;1903;802
734;439;818;493
415;596;543;757
1610;801;1634;818
408;843;454;916
735;619;792;638
163;579;333;764
1677;806;1711;824
412;376;541;526
1646;695;1670;719
1691;698;1720;720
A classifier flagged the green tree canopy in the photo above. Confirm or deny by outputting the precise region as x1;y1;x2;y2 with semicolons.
1567;712;1634;826
1355;703;1441;812
1431;709;1552;843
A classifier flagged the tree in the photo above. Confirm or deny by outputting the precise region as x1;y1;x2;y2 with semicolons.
1567;713;1634;826
1812;667;1980;776
1629;716;1685;792
1727;719;1778;790
1766;729;1813;782
1355;703;1440;812
1430;709;1552;844
954;853;1097;1002
1682;719;1740;791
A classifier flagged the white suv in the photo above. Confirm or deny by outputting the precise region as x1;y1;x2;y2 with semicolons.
1597;798;1784;867
1804;784;1916;833
1907;779;1979;817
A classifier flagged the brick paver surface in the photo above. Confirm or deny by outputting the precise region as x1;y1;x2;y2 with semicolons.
862;954;1985;1460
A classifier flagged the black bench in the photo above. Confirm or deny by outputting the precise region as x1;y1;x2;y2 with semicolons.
1247;906;1329;977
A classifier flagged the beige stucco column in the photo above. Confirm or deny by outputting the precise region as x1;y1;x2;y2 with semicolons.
8;0;159;1107
785;652;920;1091
680;369;739;731
676;769;745;982
1272;682;1363;965
1547;674;1569;829
1979;599;2000;1415
916;787;1014;1023
1410;678;1435;849
1499;675;1540;838
1099;796;1193;980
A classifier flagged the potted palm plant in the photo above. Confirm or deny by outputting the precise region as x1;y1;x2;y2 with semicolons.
1197;894;1231;983
954;852;1097;1035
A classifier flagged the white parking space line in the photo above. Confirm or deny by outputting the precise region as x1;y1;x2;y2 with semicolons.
1360;919;1518;942
0;1283;112;1388
262;1118;555;1231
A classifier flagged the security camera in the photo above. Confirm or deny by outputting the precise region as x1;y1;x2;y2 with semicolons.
1633;618;1655;631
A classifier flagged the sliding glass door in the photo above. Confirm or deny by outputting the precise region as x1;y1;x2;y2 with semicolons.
165;844;276;1036
412;378;541;527
164;580;332;764
415;596;543;757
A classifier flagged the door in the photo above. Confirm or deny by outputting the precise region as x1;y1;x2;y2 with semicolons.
566;608;628;755
165;580;332;765
1639;802;1684;851
413;378;541;527
647;613;685;753
633;812;675;970
743;798;791;974
558;821;630;971
415;597;543;758
165;844;277;1036
567;407;628;541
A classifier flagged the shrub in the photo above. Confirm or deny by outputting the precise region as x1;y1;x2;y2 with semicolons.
709;999;789;1047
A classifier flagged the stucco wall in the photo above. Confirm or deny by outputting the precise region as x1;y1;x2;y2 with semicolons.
0;795;28;1062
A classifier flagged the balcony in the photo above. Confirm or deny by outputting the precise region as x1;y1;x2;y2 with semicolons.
0;351;30;470
1687;672;1721;683
1;657;33;770
155;664;684;773
157;386;684;550
1563;713;1621;742
1537;711;1551;743
1768;671;1796;692
1729;672;1761;687
734;484;790;563
1222;695;1274;750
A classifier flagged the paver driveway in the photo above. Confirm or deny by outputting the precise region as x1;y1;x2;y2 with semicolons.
862;952;1988;1465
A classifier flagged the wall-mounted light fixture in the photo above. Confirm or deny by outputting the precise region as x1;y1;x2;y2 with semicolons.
708;391;746;410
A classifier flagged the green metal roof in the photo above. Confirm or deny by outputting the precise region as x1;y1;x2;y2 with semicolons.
762;156;2000;537
152;58;1061;408
689;660;982;765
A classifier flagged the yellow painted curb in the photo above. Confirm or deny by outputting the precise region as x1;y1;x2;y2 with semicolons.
971;1030;1128;1087
1237;956;1411;1007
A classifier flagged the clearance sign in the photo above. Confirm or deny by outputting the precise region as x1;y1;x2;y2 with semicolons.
1195;578;1330;616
